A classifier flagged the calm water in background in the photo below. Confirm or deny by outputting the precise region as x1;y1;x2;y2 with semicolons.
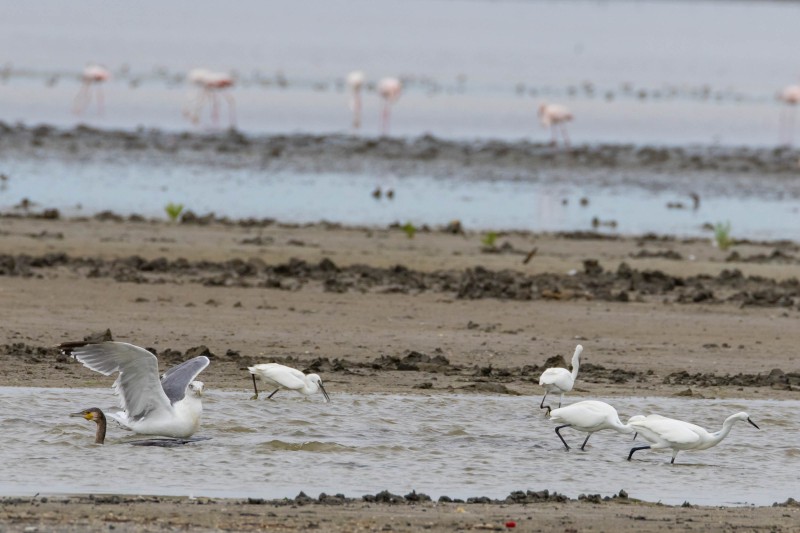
1;1;800;238
1;1;799;144
1;387;795;505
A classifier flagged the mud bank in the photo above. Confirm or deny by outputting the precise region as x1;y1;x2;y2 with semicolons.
1;492;797;533
2;123;800;196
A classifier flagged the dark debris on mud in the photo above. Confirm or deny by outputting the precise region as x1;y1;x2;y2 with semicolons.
3;253;800;309
2;340;796;392
3;123;800;194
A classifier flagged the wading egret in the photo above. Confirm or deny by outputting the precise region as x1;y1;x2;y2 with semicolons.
538;344;583;412
73;64;110;115
627;412;759;464
548;400;635;451
347;70;365;130
248;363;330;402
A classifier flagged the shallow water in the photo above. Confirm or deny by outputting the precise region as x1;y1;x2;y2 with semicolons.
4;154;800;239
1;387;796;505
1;1;800;145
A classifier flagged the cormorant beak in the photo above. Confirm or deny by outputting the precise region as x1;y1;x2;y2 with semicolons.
70;410;91;420
319;381;331;403
747;418;759;429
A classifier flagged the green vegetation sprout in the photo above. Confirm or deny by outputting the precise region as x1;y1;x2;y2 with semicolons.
713;221;733;250
481;231;498;248
165;202;184;222
402;222;417;239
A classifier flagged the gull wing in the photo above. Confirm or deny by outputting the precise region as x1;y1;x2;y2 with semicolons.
61;341;171;421
160;356;210;404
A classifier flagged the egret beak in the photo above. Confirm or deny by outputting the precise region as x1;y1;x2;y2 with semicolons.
747;418;760;429
319;381;331;403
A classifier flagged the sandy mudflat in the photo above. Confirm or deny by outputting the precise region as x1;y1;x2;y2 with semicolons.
1;213;799;530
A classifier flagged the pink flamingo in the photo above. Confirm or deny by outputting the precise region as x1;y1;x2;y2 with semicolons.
378;77;402;135
778;84;800;145
73;64;110;115
184;68;237;128
538;103;573;147
346;70;365;130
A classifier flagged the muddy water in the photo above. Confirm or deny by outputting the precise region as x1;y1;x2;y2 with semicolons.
1;387;795;505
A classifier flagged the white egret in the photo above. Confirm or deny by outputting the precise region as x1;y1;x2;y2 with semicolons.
627;412;759;464
60;341;209;438
538;344;583;412
548;400;635;451
248;363;330;402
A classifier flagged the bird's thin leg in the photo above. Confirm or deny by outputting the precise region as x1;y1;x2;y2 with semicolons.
382;102;391;135
555;425;571;451
558;394;563;408
539;392;549;409
211;91;220;126
561;124;570;148
633;432;638;441
670;451;678;464
73;83;90;115
223;92;236;129
580;433;591;451
627;445;651;461
353;93;362;130
267;388;280;399
250;374;259;400
96;85;105;116
550;125;558;146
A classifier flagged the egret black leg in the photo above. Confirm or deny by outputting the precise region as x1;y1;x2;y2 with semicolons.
267;388;280;399
555;425;571;451
250;374;259;400
627;445;651;461
633;432;638;441
580;433;591;451
670;452;678;464
539;393;548;409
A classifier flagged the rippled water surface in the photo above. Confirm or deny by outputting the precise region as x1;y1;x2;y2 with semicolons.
2;387;796;506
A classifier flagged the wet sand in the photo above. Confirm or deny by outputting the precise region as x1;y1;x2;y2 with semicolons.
1;212;799;530
1;493;798;533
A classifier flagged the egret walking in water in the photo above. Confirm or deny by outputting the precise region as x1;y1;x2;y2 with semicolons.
538;344;583;412
60;341;210;438
548;400;636;451
73;64;110;115
538;102;573;147
347;70;365;130
627;412;759;464
377;77;402;135
248;363;330;402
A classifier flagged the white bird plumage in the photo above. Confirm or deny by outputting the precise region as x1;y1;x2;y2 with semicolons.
60;341;209;438
627;412;759;464
248;363;330;402
347;70;366;130
538;344;583;412
548;400;636;451
538;102;573;147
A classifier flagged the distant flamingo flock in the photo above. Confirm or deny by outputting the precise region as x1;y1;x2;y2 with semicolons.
67;63;800;144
